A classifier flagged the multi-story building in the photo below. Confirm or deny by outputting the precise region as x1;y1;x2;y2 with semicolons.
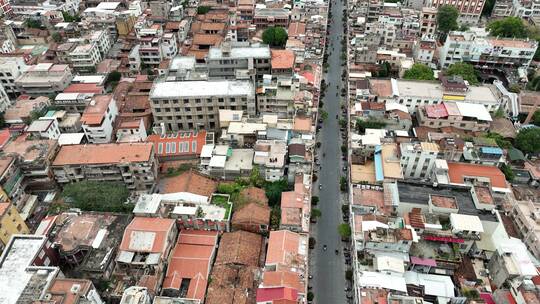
150;80;255;131
487;238;538;288
253;140;288;181
27;117;61;140
81;95;118;143
419;7;437;36
206;42;271;80
54;92;95;113
51;142;158;192
492;0;513;17
69;43;102;72
428;0;486;24
15;63;73;96
161;32;178;59
399;142;439;179
86;30;112;57
0;55;30;99
413;35;436;65
510;200;540;260
0;201;29;251
439;28;539;69
254;8;290;28
257;76;297;118
416;101;493;132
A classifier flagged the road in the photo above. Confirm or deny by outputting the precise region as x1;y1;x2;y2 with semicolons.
310;0;348;301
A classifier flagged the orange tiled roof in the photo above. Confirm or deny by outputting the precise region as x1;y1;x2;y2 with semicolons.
119;217;176;253
160;169;217;196
52;143;154;166
262;270;304;291
232;203;271;226
447;162;508;190
80;95;113;125
271;50;295;70
214;231;262;267
265;230;301;268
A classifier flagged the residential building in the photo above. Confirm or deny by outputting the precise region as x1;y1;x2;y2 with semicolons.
0;235;60;303
81;95;119;143
253;140;288;181
15;63;73;96
428;0;486;24
206;42;271;80
44;278;104;304
41;212;131;281
0;202;29;251
115;217;177;294
146;130;211;162
257;76;297;118
487;238;538;288
419;7;437;36
510;200;540;260
161;230;219;302
254;8;290;28
27;117;61;140
54;93;95;113
0;83;11;113
439;28;538;69
280;174;311;233
0;55;30;99
231;203;271;234
51;143;158;192
150;80;256;131
69;43;102;72
417;101;493;132
399;142;439;179
116;118;148;143
205;231;262;304
413;35;436;65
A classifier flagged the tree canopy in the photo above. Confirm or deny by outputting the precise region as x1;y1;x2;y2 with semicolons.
262;27;288;48
532;110;540;127
487;17;528;38
403;63;435;80
338;223;352;238
481;0;495;16
437;5;459;34
445;62;479;85
515;127;540;154
61;181;131;212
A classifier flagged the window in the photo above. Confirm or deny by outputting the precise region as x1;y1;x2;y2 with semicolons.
165;142;171;154
158;143;163;154
170;142;176;153
192;141;197;152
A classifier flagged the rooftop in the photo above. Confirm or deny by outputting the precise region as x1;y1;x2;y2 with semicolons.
159;169;217;197
214;231;262;267
81;95;113;125
119;217;176;254
207;45;270;60
271;50;295;70
266;230;307;271
446;162;508;191
150;80;254;99
52;143;154;166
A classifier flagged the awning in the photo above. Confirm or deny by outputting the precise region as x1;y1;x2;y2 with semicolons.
410;256;437;267
423;235;464;243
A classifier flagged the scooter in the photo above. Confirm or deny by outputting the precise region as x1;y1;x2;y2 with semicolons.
323;245;327;251
335;249;339;255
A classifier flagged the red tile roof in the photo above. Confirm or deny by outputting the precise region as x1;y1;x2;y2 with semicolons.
52;143;154;166
0;129;10;148
266;230;303;269
162;230;218;301
262;270;304;291
81;95;113;125
256;287;298;303
63;83;104;94
160;169;217;196
271;50;295;70
119;217;176;253
447;162;508;190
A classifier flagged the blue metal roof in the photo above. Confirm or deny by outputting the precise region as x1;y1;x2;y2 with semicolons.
374;145;384;182
480;146;503;155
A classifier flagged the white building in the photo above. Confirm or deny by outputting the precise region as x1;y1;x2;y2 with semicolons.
27;117;61;139
81;95;118;143
69;43;102;72
0;84;10;113
161;33;177;59
440;28;538;69
0;56;30;98
253;140;288;181
86;30;112;57
400;142;439;179
15;63;73;96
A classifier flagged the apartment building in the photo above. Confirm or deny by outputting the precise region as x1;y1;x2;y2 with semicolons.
86;30;113;57
510;200;540;260
420;7;437;36
253;140;288;181
69;43;102;72
81;95;118;143
413;35;436;64
254;8;290;28
54;92;95;113
27;117;61;140
0;202;29;251
150;80;255;131
257;76;297;118
51;143;158;192
440;28;539;69
429;0;486;24
206;42;272;80
417;101;493;132
15;63;73;96
0;55;30;99
399;142;439;179
492;0;513;17
0;84;10;113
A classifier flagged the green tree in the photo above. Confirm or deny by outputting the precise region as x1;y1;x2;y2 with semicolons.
484;132;513;149
197;6;211;14
262;26;288;47
377;61;391;77
446;62;479;85
356;118;386;133
437;5;459;34
320;110;329;120
270;206;281;230
481;0;495;16
532;110;540;126
108;71;122;83
340;176;348;192
52;32;62;42
311;196;319;205
62;11;81;22
338;223;351;238
311;208;322;221
26;19;42;29
515;127;540;154
500;163;515;181
307;292;314;301
345;269;353;281
61;181;131;212
264;179;289;206
403;63;435;80
487;17;528;38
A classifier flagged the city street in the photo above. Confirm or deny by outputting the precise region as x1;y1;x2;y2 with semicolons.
310;0;348;301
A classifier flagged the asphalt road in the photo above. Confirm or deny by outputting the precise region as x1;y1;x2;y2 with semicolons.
310;0;349;301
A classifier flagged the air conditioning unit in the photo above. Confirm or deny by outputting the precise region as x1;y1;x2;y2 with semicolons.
70;284;81;294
